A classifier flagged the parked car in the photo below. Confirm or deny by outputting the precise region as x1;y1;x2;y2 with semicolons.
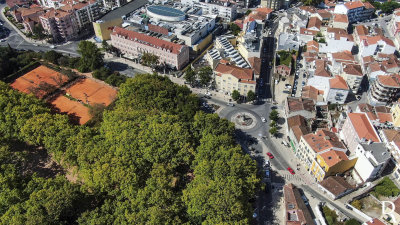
266;152;274;159
264;160;270;167
261;117;267;122
227;103;235;107
287;167;295;175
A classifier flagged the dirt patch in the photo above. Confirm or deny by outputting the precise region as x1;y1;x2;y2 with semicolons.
9;141;65;179
353;195;382;218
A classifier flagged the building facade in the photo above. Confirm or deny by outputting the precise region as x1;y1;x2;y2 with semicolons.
110;27;190;70
39;8;79;42
369;74;400;105
214;62;256;96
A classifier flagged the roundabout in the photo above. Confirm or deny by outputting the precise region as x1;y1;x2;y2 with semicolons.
231;112;258;130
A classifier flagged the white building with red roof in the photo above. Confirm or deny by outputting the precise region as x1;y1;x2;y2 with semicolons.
340;112;381;153
359;35;396;58
324;75;349;104
214;61;256;96
334;0;375;23
110;27;190;70
340;64;364;93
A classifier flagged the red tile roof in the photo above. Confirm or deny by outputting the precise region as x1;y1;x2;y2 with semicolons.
334;14;348;23
307;17;322;30
315;60;331;77
112;27;185;54
248;57;261;75
300;28;318;36
287;97;315;113
303;129;346;153
302;85;320;101
215;63;254;80
364;35;395;47
343;64;363;76
377;74;400;88
320;150;349;167
307;40;319;52
377;112;393;123
332;51;354;63
319;176;354;197
283;184;314;225
355;25;368;36
344;1;364;10
330;75;349;90
348;113;380;142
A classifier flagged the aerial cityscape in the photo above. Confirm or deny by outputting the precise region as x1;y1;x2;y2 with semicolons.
1;0;400;223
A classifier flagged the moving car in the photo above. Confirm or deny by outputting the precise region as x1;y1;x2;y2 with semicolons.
267;152;274;159
287;167;295;175
261;117;266;122
227;103;234;107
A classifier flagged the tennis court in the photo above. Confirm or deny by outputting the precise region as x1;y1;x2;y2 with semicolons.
10;65;69;98
49;94;91;125
66;78;117;106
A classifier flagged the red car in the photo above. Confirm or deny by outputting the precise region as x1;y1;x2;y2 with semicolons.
287;167;295;175
266;152;274;159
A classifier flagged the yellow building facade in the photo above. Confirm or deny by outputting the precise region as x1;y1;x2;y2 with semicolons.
93;18;123;41
311;152;357;182
392;104;400;127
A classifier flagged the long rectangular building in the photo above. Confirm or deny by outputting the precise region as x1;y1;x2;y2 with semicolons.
110;27;190;70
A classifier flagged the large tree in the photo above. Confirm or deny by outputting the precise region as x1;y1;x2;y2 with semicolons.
232;90;241;101
184;66;197;86
77;40;104;72
197;66;213;87
247;90;256;102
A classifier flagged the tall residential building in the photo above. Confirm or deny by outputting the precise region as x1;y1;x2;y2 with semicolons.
369;74;400;105
60;0;101;28
102;0;128;9
334;0;375;23
110;27;190;70
39;8;79;42
339;112;381;153
260;0;282;10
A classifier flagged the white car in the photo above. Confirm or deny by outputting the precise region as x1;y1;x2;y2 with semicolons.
49;45;55;49
261;117;266;122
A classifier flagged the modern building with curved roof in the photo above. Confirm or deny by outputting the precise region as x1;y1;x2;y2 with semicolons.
146;5;185;22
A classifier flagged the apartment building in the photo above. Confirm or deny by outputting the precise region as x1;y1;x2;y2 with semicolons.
340;64;363;93
297;129;347;170
260;0;283;10
40;8;79;42
353;142;390;183
334;0;375;23
324;75;350;104
110;27;190;70
287;115;311;153
66;0;100;29
359;35;396;58
214;62;256;96
340;112;381;153
181;0;237;22
369;74;400;105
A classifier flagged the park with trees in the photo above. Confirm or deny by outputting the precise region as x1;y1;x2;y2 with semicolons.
0;69;261;223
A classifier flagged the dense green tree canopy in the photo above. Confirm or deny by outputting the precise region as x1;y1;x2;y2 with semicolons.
0;73;260;224
77;41;104;72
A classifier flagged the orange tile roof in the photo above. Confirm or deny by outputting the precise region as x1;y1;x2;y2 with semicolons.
363;1;375;9
299;6;317;13
307;17;322;29
303;129;346;153
368;62;385;73
343;64;363;76
248;57;261;75
307;40;319;52
329;75;349;90
355;25;368;36
315;60;331;77
215;63;254;80
382;129;400;142
344;1;364;10
112;27;185;55
287;97;315;113
255;7;273;14
377;74;400;88
334;14;348;23
317;9;332;19
320;150;349;167
332;51;354;63
364;35;395;47
363;56;375;64
302;85;320;101
327;27;348;34
377;112;393;123
287;115;307;128
300;28;318;36
348;113;380;142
